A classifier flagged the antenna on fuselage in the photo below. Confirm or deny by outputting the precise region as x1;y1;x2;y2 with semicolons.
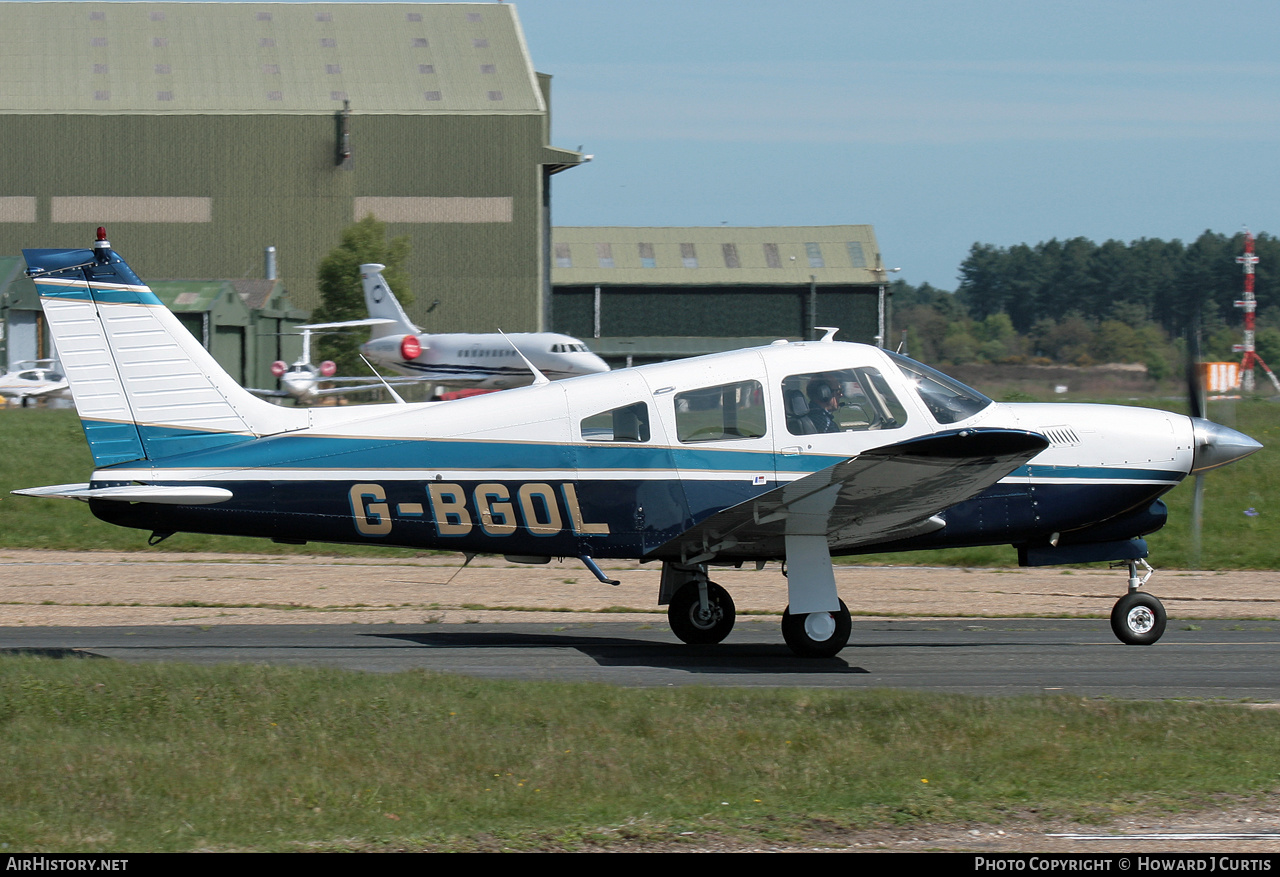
815;327;839;342
499;329;550;386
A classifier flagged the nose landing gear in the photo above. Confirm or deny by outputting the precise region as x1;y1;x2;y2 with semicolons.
1110;559;1167;645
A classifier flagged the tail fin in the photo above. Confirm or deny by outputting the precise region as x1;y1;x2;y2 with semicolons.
23;230;307;467
360;263;419;339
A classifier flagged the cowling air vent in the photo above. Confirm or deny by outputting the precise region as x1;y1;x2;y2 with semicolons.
1040;425;1081;447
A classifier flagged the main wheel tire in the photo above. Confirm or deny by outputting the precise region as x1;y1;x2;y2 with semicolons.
668;581;736;645
1110;592;1167;645
781;599;852;658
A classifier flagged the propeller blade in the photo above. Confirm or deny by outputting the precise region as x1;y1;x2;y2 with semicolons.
1186;307;1205;420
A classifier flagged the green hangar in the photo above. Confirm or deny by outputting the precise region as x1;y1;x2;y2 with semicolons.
551;226;889;367
0;2;887;379
0;1;583;334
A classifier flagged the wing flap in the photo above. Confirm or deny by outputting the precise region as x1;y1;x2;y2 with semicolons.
657;428;1048;562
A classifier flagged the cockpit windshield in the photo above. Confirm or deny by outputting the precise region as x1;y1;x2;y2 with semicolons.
886;351;993;424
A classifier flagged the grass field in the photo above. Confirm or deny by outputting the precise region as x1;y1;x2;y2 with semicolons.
2;400;1272;567
3;657;1280;852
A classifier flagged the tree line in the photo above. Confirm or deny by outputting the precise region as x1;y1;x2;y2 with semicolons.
891;230;1280;377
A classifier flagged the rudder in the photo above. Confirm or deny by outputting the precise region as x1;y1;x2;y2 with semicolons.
24;230;306;466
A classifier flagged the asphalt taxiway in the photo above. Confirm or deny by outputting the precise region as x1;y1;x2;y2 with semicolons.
6;617;1280;698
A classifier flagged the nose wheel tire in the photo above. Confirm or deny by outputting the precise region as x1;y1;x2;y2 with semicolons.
668;581;736;645
781;600;852;658
1110;592;1167;646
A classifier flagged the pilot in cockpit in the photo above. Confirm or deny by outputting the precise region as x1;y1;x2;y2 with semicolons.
806;377;841;434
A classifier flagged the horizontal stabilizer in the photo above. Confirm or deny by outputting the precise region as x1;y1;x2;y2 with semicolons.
296;319;396;331
12;483;233;505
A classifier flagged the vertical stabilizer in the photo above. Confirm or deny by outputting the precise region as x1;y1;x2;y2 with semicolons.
360;263;419;339
23;230;307;466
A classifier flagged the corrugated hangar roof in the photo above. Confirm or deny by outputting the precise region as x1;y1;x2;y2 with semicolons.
552;226;884;286
0;2;544;114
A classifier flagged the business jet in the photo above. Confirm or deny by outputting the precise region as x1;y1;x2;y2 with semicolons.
357;264;610;388
247;319;418;404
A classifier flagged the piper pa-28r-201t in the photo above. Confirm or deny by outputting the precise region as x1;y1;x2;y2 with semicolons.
356;263;610;389
15;230;1263;656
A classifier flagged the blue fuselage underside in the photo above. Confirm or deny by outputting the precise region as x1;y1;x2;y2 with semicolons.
89;472;1175;561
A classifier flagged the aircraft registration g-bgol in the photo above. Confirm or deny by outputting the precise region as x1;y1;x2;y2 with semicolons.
15;231;1263;657
356;263;610;389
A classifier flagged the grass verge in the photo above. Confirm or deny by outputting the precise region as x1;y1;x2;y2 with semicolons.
2;656;1279;851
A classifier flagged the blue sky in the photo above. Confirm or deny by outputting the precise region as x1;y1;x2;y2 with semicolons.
513;0;1280;288
21;0;1280;289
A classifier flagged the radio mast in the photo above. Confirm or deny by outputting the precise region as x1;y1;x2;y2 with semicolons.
1233;230;1280;394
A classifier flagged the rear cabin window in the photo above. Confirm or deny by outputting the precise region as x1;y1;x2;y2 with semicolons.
675;380;766;443
581;402;651;443
781;368;908;436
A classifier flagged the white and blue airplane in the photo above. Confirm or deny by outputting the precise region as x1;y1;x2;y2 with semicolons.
356;263;611;389
0;359;71;407
13;230;1263;656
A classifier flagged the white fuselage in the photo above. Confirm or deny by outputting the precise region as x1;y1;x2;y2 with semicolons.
0;367;71;403
361;332;610;389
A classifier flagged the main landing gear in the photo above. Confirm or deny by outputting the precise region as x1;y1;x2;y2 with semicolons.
661;533;853;658
781;599;852;658
1109;559;1167;646
667;579;736;645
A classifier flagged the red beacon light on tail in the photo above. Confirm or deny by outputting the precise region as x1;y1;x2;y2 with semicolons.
400;336;422;360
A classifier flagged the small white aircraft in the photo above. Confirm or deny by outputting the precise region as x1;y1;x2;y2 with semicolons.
0;359;71;407
357;263;610;389
247;320;417;404
15;231;1263;656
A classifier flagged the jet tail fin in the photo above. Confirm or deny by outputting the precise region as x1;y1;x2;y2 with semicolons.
23;229;307;467
360;263;419;339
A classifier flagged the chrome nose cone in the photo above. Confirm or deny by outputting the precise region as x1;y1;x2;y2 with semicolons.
1191;417;1263;472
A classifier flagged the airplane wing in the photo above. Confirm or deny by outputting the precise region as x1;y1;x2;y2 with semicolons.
321;375;427;385
654;428;1049;563
246;387;292;399
246;377;427;398
26;382;71;398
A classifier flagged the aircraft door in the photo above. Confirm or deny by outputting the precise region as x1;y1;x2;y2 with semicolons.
569;371;684;557
643;352;776;545
767;356;921;470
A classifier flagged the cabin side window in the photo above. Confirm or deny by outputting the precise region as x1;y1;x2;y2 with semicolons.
581;402;651;443
675;380;766;443
780;368;908;436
